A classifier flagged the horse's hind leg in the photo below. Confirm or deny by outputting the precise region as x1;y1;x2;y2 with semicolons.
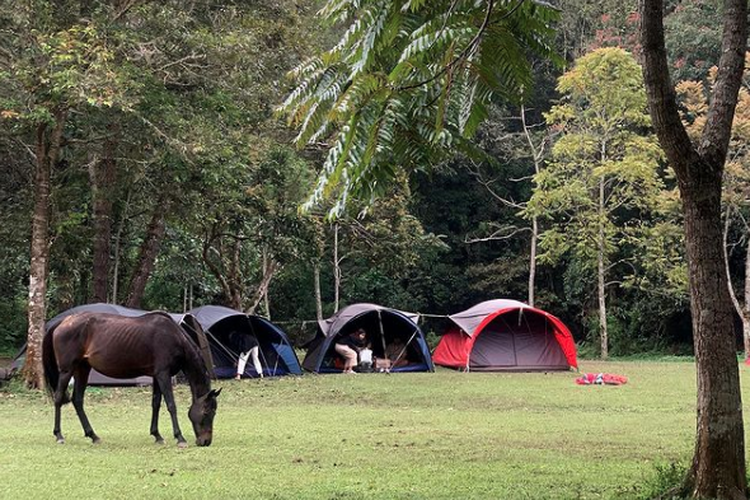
156;373;187;448
53;369;74;444
72;364;100;444
150;382;165;444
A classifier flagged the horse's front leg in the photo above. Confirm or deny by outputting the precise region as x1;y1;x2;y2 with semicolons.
150;382;165;444
155;373;187;448
53;369;75;444
72;365;100;444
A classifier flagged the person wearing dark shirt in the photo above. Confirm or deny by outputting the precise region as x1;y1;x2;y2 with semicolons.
334;328;366;374
232;332;263;380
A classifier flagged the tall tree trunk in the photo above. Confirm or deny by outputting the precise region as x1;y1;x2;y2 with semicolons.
202;230;243;310
125;201;168;308
683;182;745;499
597;177;608;360
641;0;747;496
313;260;323;321
333;223;341;313
528;216;537;308
23;110;66;389
247;249;278;316
89;129;118;302
744;237;750;357
263;290;271;320
521;105;540;306
229;237;242;309
110;190;131;304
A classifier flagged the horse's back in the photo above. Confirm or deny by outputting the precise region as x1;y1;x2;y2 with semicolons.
53;312;183;378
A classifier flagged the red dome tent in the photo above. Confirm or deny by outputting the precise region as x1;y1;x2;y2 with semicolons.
433;299;577;372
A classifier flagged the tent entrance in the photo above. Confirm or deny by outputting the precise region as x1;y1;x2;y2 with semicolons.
468;311;569;371
315;311;431;373
205;316;289;378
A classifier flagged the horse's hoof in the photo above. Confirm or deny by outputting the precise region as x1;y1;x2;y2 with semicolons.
56;438;65;445
155;438;165;445
177;441;188;449
92;437;102;445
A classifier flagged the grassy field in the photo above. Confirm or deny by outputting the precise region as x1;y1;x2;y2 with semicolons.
0;360;747;500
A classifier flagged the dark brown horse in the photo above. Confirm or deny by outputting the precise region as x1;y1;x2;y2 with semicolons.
43;312;220;447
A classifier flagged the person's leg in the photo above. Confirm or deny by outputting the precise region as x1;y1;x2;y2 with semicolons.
334;344;357;372
249;346;263;378
236;351;250;380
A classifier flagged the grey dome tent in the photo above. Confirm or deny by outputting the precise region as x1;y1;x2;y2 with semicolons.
302;303;434;373
188;305;302;379
28;303;210;386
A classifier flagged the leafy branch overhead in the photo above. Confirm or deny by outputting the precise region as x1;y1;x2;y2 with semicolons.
279;0;559;216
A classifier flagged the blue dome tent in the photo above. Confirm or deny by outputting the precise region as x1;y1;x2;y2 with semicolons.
302;303;433;373
188;305;302;379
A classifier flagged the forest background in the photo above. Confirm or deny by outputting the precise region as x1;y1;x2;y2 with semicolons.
0;0;739;360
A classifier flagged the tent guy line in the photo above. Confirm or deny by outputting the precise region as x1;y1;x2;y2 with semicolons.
271;312;451;326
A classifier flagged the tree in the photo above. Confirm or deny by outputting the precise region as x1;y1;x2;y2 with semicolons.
528;48;663;359
464;105;553;307
1;5;126;387
676;62;750;361
641;0;747;497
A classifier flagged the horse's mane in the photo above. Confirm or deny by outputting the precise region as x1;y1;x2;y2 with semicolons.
174;320;212;394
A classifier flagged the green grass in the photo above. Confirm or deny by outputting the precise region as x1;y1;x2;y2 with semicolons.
0;360;747;499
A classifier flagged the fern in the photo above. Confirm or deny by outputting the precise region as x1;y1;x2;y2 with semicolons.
282;0;560;216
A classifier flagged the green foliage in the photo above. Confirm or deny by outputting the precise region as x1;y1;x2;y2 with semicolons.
664;0;723;82
528;48;664;285
280;0;559;216
0;0;710;358
526;48;670;353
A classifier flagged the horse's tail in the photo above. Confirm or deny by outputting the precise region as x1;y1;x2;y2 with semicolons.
42;324;69;404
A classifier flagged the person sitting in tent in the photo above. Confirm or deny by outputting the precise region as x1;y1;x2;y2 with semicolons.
384;338;410;368
233;332;263;380
334;328;366;374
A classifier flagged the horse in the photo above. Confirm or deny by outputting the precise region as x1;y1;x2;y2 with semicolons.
42;311;221;447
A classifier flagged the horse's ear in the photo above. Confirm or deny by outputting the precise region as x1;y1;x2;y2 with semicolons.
211;388;222;398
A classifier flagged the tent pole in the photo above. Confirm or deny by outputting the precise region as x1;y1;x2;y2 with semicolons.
391;327;419;368
205;329;240;364
465;330;471;373
377;310;388;372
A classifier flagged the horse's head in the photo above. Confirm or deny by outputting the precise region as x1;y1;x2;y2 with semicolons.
189;388;221;446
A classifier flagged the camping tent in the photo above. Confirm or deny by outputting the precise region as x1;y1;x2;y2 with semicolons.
33;303;208;386
302;303;434;373
433;299;577;372
188;305;302;379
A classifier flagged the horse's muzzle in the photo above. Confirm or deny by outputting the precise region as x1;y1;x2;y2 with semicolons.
196;433;212;447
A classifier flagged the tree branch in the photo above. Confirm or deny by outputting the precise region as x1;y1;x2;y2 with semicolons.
724;206;744;316
465;225;531;243
699;0;748;166
640;0;700;181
